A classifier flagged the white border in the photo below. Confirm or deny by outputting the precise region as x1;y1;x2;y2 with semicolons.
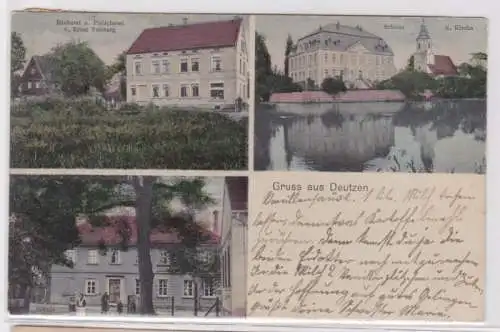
4;0;500;331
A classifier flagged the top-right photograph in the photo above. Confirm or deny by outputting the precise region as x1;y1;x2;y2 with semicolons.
254;15;487;174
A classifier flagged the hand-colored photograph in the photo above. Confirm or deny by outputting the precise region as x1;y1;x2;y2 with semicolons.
8;175;248;317
10;12;250;170
254;15;487;174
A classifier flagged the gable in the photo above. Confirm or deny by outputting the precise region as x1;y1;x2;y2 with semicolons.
345;41;370;54
21;57;43;80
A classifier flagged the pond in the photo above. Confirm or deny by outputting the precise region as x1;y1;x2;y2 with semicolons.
254;100;486;174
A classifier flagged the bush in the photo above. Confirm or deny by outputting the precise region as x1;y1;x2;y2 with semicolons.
11;101;248;170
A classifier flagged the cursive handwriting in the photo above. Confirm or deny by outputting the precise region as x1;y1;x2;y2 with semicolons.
248;175;484;321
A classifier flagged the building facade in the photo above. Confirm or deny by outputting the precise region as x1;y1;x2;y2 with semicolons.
288;22;397;88
125;17;250;109
18;55;58;96
413;20;458;77
219;177;248;316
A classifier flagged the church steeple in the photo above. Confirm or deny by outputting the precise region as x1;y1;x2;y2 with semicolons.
416;18;432;52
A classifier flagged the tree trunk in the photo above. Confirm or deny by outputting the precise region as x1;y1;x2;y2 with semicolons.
20;284;31;314
134;176;156;315
193;279;199;316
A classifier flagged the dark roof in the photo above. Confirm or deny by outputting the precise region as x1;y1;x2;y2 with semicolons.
225;177;247;211
31;54;58;82
126;18;242;54
429;55;458;76
77;216;219;246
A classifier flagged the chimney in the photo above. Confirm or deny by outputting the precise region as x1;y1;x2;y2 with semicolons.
212;210;219;234
182;17;188;25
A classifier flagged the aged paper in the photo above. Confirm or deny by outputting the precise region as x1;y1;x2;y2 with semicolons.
12;328;184;332
247;172;485;321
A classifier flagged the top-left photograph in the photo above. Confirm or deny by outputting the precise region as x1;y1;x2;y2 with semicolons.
10;12;250;170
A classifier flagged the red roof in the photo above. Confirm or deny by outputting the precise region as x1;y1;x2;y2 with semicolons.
77;216;219;246
428;55;458;76
126;19;242;54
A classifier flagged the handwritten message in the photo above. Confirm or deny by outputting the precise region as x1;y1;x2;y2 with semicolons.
247;173;485;321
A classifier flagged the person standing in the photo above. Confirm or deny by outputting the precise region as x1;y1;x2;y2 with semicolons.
75;293;86;316
101;292;109;314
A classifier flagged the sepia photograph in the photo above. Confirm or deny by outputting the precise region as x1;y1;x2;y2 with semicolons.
10;12;250;170
254;15;487;174
8;175;248;317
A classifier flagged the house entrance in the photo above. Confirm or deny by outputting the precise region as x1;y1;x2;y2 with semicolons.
108;278;122;304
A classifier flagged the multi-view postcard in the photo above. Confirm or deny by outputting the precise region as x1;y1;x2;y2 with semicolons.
10;12;250;170
9;174;248;317
254;15;487;174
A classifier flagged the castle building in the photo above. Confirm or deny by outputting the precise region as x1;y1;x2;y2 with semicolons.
413;19;458;77
287;22;397;88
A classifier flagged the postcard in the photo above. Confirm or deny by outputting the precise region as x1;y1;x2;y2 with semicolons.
10;12;250;170
254;15;487;174
8;174;248;318
247;172;485;321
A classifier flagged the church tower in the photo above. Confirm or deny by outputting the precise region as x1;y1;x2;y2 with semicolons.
416;18;432;52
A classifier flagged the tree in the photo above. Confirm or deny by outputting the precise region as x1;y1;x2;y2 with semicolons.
255;32;273;102
49;41;108;96
321;77;347;95
406;55;415;72
107;51;127;100
284;34;293;77
11;32;26;98
376;70;437;99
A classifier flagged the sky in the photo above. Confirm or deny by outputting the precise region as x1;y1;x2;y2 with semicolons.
12;12;248;65
255;15;488;70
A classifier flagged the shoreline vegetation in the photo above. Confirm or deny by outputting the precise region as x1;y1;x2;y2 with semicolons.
11;98;248;169
255;31;487;104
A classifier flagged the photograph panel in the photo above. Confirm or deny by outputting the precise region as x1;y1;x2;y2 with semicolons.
10;12;250;170
254;15;487;174
8;174;248;318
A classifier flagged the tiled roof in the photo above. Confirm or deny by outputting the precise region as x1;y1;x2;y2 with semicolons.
77;216;219;246
295;23;394;56
269;90;406;103
428;55;458;76
225;177;247;211
126;18;242;54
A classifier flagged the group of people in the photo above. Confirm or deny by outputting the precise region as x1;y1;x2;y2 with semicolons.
71;292;137;315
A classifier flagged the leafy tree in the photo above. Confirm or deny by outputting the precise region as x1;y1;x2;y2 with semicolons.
406;55;415;72
49;41;108;96
255;32;273;102
11;32;26;98
305;78;316;91
376;70;437;99
284;34;294;77
107;51;127;99
321;77;347;95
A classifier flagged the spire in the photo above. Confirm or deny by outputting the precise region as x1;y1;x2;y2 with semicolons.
417;18;431;40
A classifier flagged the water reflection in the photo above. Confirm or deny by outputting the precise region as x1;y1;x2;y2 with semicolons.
254;100;486;174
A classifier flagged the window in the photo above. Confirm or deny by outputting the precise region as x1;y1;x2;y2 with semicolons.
134;61;142;75
211;56;222;72
35;81;41;89
324;53;328;63
159;250;170;265
135;279;140;295
308;55;312;65
30;68;36;74
65;249;76;263
162;59;170;73
180;59;188;72
191;58;199;72
324;69;328;77
110;249;121;265
27;81;32;89
332;53;337;63
87;249;98;265
158;279;168;297
131;86;136;96
183;280;194;297
162;84;169;97
239;59;242;74
210;82;224;99
180;85;189;97
135;253;139;265
202;279;215;297
85;280;97;295
191;84;199;97
152;60;160;74
152;84;160;98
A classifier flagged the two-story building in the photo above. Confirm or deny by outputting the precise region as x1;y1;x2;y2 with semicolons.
49;212;220;312
125;17;250;109
288;22;397;89
219;177;248;316
18;54;59;96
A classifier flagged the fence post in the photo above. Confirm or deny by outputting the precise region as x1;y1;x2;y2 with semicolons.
171;296;174;316
215;297;220;317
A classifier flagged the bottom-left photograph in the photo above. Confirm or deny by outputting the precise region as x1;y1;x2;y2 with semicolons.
8;174;248;318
